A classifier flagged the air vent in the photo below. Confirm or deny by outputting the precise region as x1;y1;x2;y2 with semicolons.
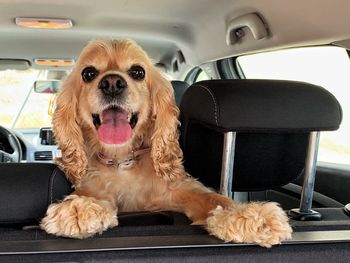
34;151;53;161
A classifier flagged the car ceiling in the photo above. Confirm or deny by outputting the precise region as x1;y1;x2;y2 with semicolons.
0;0;350;73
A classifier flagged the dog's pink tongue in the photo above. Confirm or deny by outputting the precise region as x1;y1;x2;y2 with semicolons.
97;109;132;144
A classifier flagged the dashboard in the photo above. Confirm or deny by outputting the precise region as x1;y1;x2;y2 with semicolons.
11;128;61;163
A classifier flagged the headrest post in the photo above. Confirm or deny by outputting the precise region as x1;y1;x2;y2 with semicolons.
219;131;236;198
289;131;322;221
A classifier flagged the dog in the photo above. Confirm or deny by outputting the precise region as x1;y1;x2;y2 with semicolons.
41;39;292;247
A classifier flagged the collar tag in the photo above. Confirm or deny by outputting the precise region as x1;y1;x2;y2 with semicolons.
97;148;150;170
118;158;136;170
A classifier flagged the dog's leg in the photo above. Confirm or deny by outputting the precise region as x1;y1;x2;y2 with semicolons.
171;184;292;248
40;193;118;239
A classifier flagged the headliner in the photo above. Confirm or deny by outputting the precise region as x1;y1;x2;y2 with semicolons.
0;0;350;72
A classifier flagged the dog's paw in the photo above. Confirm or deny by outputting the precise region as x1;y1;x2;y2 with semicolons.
40;194;118;239
206;202;292;248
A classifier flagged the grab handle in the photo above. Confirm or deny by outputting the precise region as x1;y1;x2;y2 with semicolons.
226;13;268;45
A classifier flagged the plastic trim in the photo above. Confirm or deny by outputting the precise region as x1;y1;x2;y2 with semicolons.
1;230;350;255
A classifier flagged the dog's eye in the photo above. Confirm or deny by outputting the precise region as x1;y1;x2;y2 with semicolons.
82;66;99;82
128;65;145;80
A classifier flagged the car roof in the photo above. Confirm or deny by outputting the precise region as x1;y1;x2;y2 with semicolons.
0;0;350;71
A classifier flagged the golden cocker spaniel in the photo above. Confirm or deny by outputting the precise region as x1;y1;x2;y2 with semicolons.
41;39;292;247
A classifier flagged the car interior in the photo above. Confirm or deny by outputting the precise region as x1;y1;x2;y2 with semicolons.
0;0;349;262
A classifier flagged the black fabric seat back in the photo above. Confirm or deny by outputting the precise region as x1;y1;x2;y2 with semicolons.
183;125;309;191
180;80;342;191
0;163;72;226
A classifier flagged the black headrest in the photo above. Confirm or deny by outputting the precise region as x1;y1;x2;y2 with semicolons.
180;79;342;132
0;163;72;226
171;80;190;106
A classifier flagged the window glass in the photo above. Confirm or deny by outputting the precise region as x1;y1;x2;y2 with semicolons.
0;69;59;130
237;46;350;165
185;67;210;84
195;70;210;82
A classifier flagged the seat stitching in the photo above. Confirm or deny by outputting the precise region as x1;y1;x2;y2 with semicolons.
192;84;219;126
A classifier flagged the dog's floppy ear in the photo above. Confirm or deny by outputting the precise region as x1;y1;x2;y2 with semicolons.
149;68;185;181
52;73;87;186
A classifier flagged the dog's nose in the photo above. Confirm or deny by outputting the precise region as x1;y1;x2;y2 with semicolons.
99;74;127;97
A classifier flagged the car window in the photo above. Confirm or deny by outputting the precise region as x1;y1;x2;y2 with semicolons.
236;46;350;166
0;69;55;130
185;67;210;84
195;70;210;82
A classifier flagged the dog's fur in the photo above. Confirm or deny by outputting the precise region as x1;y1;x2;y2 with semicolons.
41;39;292;247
